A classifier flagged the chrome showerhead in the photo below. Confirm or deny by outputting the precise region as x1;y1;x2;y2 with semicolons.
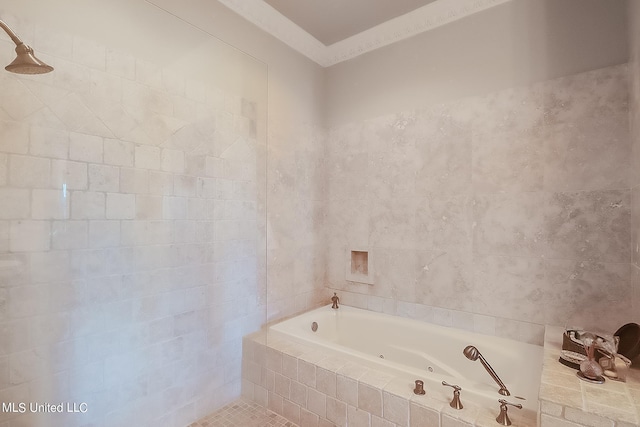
1;19;53;75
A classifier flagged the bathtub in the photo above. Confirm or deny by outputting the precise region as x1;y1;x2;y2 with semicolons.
268;304;543;416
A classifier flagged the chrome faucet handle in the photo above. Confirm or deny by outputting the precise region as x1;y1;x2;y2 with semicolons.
496;399;522;426
441;381;463;409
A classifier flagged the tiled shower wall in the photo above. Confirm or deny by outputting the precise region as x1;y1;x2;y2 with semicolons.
631;0;640;332
326;64;633;345
266;119;328;323
0;17;265;427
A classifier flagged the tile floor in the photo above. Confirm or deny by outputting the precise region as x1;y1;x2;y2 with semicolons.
189;399;298;427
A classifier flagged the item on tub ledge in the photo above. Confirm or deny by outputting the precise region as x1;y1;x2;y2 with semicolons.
615;323;640;361
441;381;463;409
577;332;605;384
601;353;632;382
559;328;619;370
495;399;522;426
413;379;425;395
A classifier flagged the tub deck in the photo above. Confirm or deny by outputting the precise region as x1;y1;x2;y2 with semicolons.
243;305;542;427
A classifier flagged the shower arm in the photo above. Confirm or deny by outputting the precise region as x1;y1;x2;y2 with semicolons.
0;20;25;47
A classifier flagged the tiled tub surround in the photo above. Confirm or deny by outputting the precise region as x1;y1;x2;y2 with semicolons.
539;326;640;427
630;0;640;334
0;18;265;427
326;63;635;345
270;305;543;412
242;306;542;427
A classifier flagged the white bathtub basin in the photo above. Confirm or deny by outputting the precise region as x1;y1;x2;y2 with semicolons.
269;304;543;413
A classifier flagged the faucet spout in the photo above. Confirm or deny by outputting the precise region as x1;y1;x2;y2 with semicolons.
463;345;510;396
331;293;339;309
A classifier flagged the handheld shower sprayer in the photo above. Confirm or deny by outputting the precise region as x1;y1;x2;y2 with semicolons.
463;345;510;396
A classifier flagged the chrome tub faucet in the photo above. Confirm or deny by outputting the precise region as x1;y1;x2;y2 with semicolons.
331;293;339;309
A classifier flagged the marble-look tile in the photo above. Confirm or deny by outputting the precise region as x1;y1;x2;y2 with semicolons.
326;396;347;427
369;198;417;250
583;385;635;413
267;149;297;200
325;243;350;289
633;185;640;267
472;128;544;193
543;64;628;126
544;259;631;330
414;122;472;195
295;151;326;201
472;255;546;323
326;198;370;248
633;266;640;325
415;195;473;252
473;192;546;257
631;105;640;186
545;190;631;263
538;383;583;409
383;391;409;426
368;149;418;200
584;403;638;426
266;197;297;251
471;84;544;136
494;318;545;346
415;249;473;312
372;248;418;302
368;111;418;154
347;405;370;427
327;121;367;155
543;116;630;192
409;402;440;427
358;382;383;417
294;199;325;247
327;151;369;202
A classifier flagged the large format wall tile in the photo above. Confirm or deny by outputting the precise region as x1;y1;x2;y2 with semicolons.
543;64;628;126
325;64;635;340
545;190;631;263
473;192;546;257
543;115;630;192
414;121;472;195
472;129;544;193
472;255;547;324
369;197;417;250
544;259;632;331
634;185;640;267
415;249;473;312
634;266;640;324
470;84;544;136
415;195;473;252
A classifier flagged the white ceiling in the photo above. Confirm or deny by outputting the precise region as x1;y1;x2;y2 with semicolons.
263;0;438;46
217;0;513;67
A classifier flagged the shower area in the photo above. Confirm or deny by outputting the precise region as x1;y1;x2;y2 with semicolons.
0;0;270;426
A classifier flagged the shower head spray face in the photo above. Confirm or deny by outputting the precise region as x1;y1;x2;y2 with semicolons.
1;19;54;75
5;42;54;74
